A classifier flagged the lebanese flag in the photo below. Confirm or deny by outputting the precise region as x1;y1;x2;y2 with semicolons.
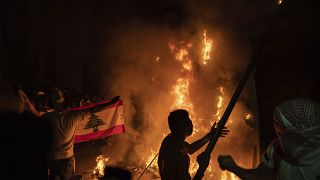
67;98;125;143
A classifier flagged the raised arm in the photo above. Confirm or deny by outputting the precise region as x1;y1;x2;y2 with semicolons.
18;90;41;118
93;96;120;113
184;134;211;155
64;96;120;121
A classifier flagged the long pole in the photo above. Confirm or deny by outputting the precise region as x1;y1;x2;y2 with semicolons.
205;1;284;155
137;152;159;180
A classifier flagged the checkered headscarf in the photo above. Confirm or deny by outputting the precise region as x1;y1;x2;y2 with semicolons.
274;99;320;129
273;98;320;165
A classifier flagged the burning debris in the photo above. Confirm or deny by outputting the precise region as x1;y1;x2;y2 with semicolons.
93;155;109;179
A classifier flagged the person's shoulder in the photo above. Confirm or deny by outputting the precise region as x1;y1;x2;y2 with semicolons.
161;134;173;145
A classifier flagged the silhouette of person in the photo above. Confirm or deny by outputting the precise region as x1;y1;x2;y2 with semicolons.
218;99;320;180
0;86;51;179
158;109;229;180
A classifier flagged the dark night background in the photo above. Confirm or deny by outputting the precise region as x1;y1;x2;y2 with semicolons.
1;0;320;175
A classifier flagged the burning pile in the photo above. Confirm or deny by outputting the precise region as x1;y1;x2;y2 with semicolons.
97;28;258;180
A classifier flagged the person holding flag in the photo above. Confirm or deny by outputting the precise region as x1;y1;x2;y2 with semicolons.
42;87;120;180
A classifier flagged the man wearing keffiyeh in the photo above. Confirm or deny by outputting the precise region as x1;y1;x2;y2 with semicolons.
217;99;320;180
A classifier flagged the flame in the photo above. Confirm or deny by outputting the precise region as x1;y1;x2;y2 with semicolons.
170;41;195;118
202;30;213;65
244;113;252;120
143;148;159;176
141;30;252;180
214;87;225;120
278;0;283;5
93;155;109;178
221;171;239;180
171;78;192;109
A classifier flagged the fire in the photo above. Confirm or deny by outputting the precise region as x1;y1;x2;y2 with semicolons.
202;30;213;65
221;171;239;180
169;41;195;121
244;113;252;120
171;78;192;110
93;155;109;178
277;0;283;5
144;149;159;174
140;30;254;180
214;87;225;120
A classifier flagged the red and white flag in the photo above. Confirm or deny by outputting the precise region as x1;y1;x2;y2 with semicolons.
67;99;125;143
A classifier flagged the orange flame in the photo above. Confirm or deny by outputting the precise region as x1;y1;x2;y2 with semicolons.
214;87;225;120
170;41;195;119
143;31;252;180
245;113;252;120
221;171;239;180
202;30;213;65
93;155;109;178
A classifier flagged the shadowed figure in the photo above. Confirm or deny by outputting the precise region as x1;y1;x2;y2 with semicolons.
158;109;229;180
0;86;52;179
218;99;320;180
42;87;120;180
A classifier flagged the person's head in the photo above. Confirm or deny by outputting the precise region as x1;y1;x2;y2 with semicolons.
273;98;320;165
168;109;193;137
33;91;49;111
48;87;65;110
273;98;320;130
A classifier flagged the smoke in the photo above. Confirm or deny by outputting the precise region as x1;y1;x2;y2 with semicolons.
97;1;264;179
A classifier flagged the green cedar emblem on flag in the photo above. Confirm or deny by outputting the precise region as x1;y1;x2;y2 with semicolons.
84;112;106;132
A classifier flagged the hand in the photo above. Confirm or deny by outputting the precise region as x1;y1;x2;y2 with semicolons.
217;155;237;171
197;151;210;171
18;90;29;103
208;122;230;138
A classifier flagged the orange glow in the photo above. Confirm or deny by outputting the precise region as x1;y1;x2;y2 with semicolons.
214;87;225;120
221;171;239;180
245;113;252;120
93;155;109;178
140;30;254;180
170;41;195;119
143;148;159;175
202;30;213;65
